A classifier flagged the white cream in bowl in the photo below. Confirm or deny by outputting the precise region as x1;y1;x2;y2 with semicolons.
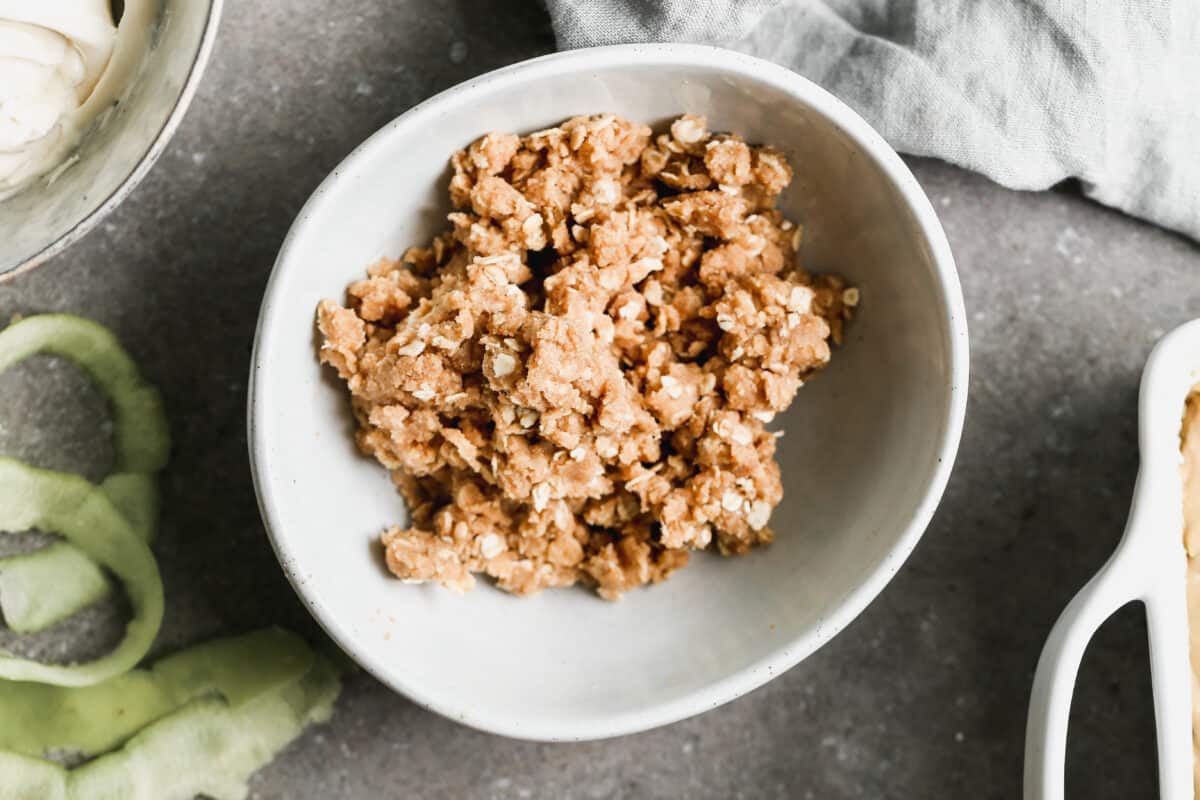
0;0;157;200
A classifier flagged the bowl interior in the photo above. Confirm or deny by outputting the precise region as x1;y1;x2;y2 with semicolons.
0;0;215;276
252;47;964;739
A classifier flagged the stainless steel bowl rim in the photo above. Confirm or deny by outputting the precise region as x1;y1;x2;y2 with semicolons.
2;0;226;281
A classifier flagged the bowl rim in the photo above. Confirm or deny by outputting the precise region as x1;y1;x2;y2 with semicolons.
0;0;227;281
248;41;970;741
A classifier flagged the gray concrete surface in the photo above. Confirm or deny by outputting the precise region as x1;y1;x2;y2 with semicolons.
1;0;1198;797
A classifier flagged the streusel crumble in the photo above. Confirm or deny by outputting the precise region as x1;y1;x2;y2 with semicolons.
317;114;856;599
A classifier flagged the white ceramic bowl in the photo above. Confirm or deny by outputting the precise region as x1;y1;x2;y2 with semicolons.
0;0;224;278
249;43;968;741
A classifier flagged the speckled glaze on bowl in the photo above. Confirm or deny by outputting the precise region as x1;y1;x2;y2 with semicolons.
0;0;224;279
249;43;968;741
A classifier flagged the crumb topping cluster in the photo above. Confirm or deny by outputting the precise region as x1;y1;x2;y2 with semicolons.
318;114;855;598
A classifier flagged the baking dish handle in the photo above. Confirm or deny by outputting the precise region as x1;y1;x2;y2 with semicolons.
1144;580;1194;800
1025;463;1192;800
1024;547;1141;799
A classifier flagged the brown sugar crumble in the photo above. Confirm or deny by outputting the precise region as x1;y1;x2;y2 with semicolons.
316;114;856;599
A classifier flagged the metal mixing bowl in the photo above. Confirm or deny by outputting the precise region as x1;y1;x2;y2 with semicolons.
0;0;223;279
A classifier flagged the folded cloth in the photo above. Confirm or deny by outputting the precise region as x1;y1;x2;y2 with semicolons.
545;0;1200;242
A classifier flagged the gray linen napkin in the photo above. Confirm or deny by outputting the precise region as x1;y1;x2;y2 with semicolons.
545;0;1200;242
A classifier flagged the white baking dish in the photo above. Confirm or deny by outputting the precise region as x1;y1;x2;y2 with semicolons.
1026;319;1200;798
